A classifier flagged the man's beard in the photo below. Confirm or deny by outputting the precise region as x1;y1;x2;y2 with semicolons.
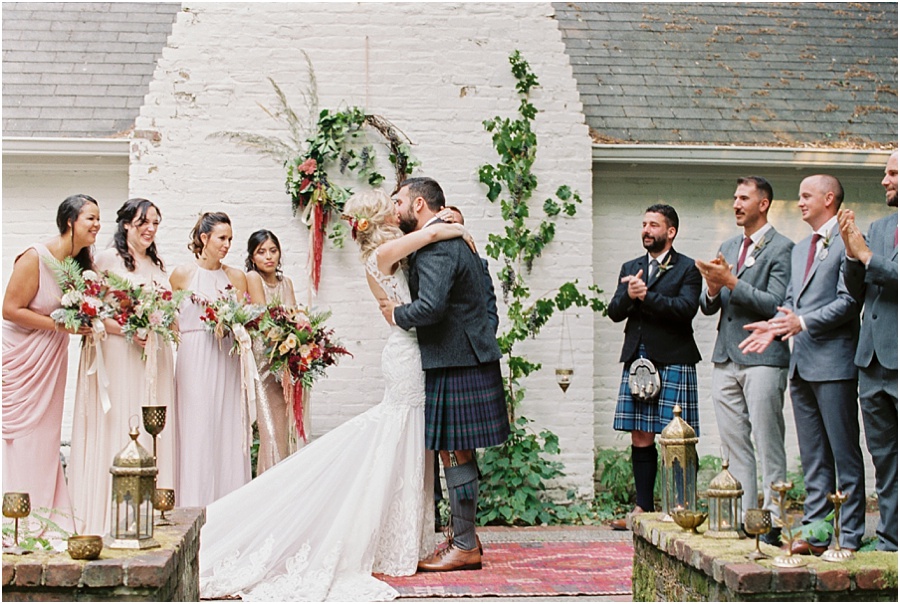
398;211;417;234
888;190;897;208
642;233;667;254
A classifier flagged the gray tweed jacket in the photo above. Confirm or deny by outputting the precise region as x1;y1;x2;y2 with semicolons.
394;226;501;370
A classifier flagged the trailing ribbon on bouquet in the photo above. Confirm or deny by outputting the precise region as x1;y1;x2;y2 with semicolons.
233;324;260;459
143;331;159;406
84;318;111;414
282;368;309;445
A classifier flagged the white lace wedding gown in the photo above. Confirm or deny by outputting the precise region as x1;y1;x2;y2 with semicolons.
199;257;433;602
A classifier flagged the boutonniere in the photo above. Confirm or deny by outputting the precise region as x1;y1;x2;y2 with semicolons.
818;230;834;261
743;237;767;268
657;255;673;274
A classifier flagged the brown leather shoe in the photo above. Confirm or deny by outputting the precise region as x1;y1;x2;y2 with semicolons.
417;543;482;572
787;539;828;556
609;506;645;531
609;517;628;531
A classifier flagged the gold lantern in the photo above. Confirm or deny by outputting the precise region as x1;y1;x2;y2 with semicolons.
659;405;698;520
705;459;743;539
107;425;159;549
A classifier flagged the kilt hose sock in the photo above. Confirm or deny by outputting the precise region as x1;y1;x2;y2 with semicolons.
445;460;479;550
633;444;658;512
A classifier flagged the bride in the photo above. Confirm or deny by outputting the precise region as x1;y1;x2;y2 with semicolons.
199;189;475;601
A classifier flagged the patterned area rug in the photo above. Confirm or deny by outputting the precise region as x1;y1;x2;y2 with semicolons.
376;540;633;598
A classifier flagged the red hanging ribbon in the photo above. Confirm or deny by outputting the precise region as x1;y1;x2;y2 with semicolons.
311;203;326;293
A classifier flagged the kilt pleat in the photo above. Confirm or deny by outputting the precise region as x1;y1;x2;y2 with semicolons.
613;360;700;436
425;361;510;451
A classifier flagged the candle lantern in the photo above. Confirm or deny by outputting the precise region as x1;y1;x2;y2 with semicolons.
659;404;698;520
107;425;159;549
705;458;743;539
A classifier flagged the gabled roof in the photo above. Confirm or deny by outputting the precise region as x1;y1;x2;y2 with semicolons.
554;2;898;148
3;3;896;148
2;2;179;138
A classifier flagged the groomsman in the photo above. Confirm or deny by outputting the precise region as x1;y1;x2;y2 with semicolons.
741;174;865;555
838;151;898;551
697;176;793;545
608;204;702;529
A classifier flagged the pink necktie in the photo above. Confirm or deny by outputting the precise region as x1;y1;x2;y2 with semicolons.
736;236;752;272
804;233;822;280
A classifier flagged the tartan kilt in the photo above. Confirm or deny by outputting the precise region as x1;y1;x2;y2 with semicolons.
613;361;700;436
424;361;510;451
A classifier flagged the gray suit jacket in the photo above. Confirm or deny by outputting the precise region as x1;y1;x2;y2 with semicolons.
394;229;502;370
783;228;860;382
843;213;898;371
700;227;793;367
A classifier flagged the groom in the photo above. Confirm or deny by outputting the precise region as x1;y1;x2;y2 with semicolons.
381;176;510;572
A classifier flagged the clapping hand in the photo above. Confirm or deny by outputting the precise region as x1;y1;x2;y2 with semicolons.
768;306;802;339
621;269;647;301
837;208;873;265
696;252;735;296
739;320;776;354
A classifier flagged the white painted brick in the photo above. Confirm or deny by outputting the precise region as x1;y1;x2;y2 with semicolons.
126;3;596;494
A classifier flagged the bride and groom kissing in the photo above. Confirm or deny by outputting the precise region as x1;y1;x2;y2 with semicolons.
199;177;510;602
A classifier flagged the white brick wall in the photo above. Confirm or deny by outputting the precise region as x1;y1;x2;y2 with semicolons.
1;155;130;449
129;3;596;495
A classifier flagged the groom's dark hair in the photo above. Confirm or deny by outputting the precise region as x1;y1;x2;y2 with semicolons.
400;177;445;212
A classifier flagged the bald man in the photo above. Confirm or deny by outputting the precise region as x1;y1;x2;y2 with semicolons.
741;174;864;555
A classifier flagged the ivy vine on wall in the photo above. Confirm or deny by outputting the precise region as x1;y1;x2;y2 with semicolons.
476;50;607;526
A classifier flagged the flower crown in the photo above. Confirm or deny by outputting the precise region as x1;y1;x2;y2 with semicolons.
340;213;370;240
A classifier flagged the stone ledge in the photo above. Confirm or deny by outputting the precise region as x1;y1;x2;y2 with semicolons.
633;513;898;601
2;507;204;602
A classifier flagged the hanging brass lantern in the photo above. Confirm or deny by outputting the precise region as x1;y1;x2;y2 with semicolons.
659;405;698;521
555;311;574;393
107;425;159;549
555;368;573;392
705;458;743;539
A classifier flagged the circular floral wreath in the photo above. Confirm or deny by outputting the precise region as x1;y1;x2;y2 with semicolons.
285;108;418;292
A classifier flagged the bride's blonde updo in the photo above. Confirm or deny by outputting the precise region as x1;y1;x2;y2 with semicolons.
343;189;403;261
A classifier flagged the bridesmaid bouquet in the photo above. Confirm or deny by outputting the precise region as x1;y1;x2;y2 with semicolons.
257;306;351;388
194;285;265;355
44;256;109;332
256;305;351;442
104;273;190;356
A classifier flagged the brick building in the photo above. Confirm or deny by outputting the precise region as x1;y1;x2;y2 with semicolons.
3;2;896;497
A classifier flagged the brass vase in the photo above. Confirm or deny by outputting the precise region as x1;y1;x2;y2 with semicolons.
744;508;772;560
2;492;32;555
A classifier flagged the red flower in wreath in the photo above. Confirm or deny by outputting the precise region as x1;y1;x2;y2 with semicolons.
298;158;317;175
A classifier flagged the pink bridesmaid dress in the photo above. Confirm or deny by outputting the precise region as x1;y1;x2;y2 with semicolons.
2;243;76;535
174;266;250;507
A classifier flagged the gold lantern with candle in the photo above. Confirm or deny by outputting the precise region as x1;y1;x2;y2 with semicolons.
107;425;159;549
659;405;698;520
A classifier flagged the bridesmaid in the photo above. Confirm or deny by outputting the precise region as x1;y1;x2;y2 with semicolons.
170;212;250;507
245;230;298;475
2;194;100;535
68;198;177;535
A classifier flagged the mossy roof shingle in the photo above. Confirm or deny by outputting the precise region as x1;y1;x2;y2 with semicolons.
553;2;898;148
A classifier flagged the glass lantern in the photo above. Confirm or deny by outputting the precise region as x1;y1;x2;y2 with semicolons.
107;425;159;549
659;404;698;520
705;459;743;539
